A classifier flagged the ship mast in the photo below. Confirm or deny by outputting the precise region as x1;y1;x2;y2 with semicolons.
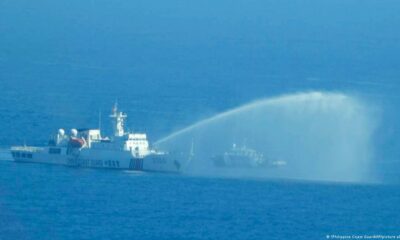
109;102;127;137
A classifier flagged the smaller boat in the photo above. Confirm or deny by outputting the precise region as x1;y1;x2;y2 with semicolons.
212;144;286;168
212;144;266;168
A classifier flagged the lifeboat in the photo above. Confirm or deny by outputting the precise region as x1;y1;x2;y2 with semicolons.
69;138;85;148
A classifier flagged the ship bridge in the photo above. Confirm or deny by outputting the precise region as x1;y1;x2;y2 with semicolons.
125;133;149;156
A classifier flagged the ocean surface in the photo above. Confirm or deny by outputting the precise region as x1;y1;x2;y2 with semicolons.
1;161;400;240
1;0;400;239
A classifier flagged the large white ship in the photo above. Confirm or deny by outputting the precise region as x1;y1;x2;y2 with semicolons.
10;104;182;173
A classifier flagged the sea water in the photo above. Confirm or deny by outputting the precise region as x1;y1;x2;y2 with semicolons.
1;0;400;239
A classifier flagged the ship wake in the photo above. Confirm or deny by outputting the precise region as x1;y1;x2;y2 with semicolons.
155;92;378;183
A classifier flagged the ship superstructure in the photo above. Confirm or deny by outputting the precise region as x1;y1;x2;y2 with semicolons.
212;144;286;168
11;104;181;173
213;144;265;168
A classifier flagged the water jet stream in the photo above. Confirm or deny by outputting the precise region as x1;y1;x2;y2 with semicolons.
155;92;377;183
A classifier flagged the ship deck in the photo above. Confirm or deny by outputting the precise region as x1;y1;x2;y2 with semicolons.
11;146;44;152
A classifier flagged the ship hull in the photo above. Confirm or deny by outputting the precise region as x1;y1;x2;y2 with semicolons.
212;155;264;168
11;146;68;165
11;146;181;173
70;148;181;173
